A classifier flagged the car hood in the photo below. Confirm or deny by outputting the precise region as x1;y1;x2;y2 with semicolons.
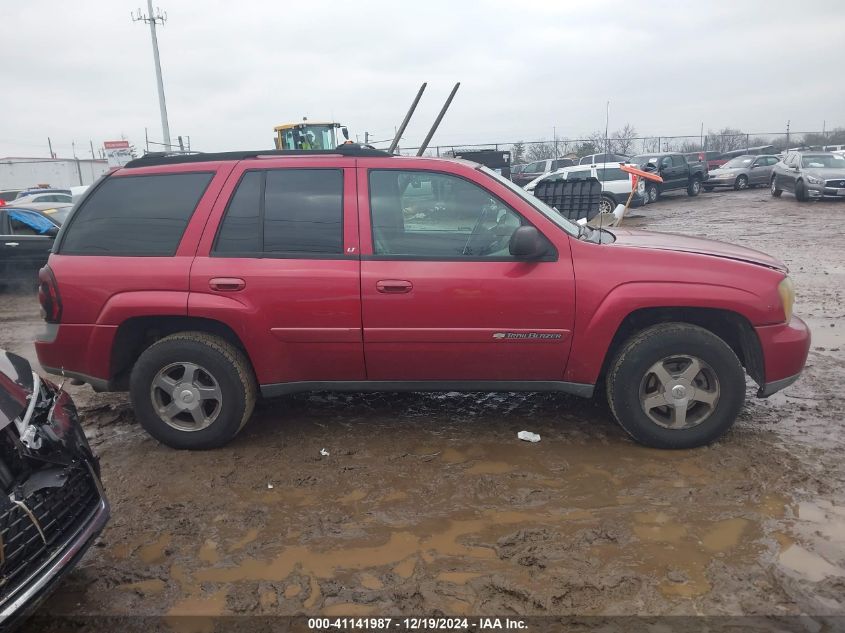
804;168;845;180
0;350;34;431
608;228;787;271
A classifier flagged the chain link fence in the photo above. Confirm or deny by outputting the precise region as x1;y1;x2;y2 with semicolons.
395;131;845;163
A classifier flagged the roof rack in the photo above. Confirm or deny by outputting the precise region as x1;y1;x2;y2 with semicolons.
124;144;391;168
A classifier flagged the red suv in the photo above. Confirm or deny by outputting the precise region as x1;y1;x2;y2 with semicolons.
35;146;810;450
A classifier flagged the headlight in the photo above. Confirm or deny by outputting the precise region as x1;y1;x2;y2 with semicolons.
805;174;824;185
637;179;646;195
778;276;794;321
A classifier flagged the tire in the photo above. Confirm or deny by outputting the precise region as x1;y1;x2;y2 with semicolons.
687;177;702;196
646;183;659;203
130;332;257;449
734;175;748;191
606;323;745;449
794;179;808;202
703;186;714;192
771;177;783;197
598;194;615;215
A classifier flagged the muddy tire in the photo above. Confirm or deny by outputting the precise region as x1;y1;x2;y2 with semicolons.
606;323;745;449
130;332;257;450
646;183;659;203
794;179;808;202
687;177;702;196
734;175;748;191
771;177;783;197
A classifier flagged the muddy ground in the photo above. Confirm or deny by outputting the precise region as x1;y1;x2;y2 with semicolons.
2;188;844;631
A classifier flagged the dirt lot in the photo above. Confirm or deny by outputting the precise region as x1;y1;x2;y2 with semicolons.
2;187;844;629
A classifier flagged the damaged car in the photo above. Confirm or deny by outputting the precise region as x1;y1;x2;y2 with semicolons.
0;350;109;630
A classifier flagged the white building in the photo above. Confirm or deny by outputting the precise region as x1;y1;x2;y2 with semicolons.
0;157;109;190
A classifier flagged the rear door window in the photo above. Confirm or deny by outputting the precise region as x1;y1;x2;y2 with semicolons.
60;172;213;255
213;169;343;257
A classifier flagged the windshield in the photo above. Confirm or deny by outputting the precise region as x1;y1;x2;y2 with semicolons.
47;207;71;224
278;124;336;150
628;155;658;167
722;156;754;168
479;166;579;236
802;154;845;169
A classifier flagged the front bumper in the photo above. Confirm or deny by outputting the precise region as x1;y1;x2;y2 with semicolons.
754;315;811;398
0;464;109;630
704;177;737;188
806;182;845;199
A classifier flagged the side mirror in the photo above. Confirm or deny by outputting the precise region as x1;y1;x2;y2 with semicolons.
46;225;59;237
509;226;547;260
341;127;349;140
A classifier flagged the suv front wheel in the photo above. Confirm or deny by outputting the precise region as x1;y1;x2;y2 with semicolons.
606;323;745;449
130;332;257;449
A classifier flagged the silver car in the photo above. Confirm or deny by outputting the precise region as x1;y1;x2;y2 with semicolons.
771;151;845;202
704;154;779;191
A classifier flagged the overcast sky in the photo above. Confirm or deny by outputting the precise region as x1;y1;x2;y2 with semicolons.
2;0;844;158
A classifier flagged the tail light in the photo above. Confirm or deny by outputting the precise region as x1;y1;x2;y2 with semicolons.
38;265;62;323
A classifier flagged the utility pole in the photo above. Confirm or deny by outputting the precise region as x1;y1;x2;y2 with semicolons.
132;1;171;150
786;120;790;148
47;137;54;159
90;140;96;159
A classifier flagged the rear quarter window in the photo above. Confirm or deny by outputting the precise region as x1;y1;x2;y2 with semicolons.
59;172;213;256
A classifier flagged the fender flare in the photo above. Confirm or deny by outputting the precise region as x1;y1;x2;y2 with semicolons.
563;281;765;384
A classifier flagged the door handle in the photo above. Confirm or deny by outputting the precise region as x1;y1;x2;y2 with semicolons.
209;277;246;292
376;279;413;294
4;242;19;247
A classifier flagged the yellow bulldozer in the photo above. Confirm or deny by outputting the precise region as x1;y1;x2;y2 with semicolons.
273;120;349;151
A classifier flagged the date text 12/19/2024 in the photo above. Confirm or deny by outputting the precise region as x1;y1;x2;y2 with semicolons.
308;618;528;630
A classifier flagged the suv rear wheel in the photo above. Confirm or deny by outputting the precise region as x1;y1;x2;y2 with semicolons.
606;323;745;449
130;332;257;449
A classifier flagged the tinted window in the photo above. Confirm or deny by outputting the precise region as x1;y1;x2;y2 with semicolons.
595;167;629;181
213;169;343;256
369;170;524;259
214;171;262;253
61;173;213;255
671;155;686;166
263;170;342;254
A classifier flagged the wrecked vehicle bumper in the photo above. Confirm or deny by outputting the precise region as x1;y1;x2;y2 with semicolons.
0;350;109;630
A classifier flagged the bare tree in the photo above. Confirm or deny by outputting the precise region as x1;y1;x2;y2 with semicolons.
526;141;556;162
610;123;638;155
705;127;746;153
511;141;526;164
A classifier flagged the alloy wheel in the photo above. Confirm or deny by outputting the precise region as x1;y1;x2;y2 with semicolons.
638;354;720;430
150;362;223;432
